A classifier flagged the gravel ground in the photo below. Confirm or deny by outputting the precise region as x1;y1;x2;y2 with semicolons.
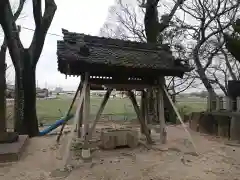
1;123;240;180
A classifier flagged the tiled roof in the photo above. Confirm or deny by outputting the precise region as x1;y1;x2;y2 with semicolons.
57;29;190;75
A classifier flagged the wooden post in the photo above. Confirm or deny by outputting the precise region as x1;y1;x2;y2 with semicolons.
127;91;153;144
82;73;90;140
85;89;112;143
157;83;166;144
77;101;84;138
63;81;86;166
57;82;83;143
140;90;146;134
77;80;84;138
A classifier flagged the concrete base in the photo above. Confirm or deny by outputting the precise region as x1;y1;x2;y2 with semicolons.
100;128;139;150
0;132;19;143
0;135;28;163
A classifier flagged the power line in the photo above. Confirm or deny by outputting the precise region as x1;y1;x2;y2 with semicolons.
21;26;63;37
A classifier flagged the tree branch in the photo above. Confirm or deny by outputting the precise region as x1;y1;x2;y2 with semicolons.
0;0;25;71
1;0;26;54
158;0;185;33
32;0;42;28
29;0;57;66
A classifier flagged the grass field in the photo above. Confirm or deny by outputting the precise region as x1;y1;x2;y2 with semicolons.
6;95;207;126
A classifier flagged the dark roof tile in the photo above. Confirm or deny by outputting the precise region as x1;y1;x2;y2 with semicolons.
57;29;191;76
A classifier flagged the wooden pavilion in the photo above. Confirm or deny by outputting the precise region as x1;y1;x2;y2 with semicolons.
57;29;192;163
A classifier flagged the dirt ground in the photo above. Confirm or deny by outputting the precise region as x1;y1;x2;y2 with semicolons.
1;122;240;180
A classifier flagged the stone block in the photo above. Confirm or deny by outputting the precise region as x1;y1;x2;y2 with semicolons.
100;128;139;150
0;135;28;163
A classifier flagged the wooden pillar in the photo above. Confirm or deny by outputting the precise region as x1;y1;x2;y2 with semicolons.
128;91;152;144
57;82;83;142
158;78;166;144
77;99;84;138
140;90;145;134
144;89;151;135
77;81;83;138
147;88;154;124
85;89;112;142
82;73;90;139
63;81;87;166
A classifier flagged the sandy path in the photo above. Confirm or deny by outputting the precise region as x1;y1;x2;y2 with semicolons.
0;125;240;180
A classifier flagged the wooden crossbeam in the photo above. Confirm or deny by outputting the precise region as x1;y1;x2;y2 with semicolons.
127;91;153;144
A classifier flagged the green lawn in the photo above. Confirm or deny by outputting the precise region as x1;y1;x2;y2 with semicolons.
37;95;207;124
7;95;207;126
37;96;137;124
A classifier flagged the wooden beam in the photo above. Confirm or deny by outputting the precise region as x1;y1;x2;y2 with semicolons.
62;80;87;166
90;83;159;91
157;85;166;144
77;89;84;138
127;91;153;144
144;90;150;126
82;73;90;140
140;90;148;134
162;85;198;155
57;82;83;143
85;89;112;144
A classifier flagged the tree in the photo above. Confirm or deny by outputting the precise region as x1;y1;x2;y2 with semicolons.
101;0;188;124
224;19;240;63
0;0;57;137
100;0;196;95
176;0;240;96
0;0;25;142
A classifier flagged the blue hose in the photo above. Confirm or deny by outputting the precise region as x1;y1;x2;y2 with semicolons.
39;114;74;136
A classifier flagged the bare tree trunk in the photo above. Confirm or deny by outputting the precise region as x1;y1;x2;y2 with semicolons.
193;47;216;96
0;46;7;134
0;0;56;137
14;50;39;137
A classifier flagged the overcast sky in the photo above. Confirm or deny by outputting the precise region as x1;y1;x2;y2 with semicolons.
5;0;115;91
3;0;208;93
